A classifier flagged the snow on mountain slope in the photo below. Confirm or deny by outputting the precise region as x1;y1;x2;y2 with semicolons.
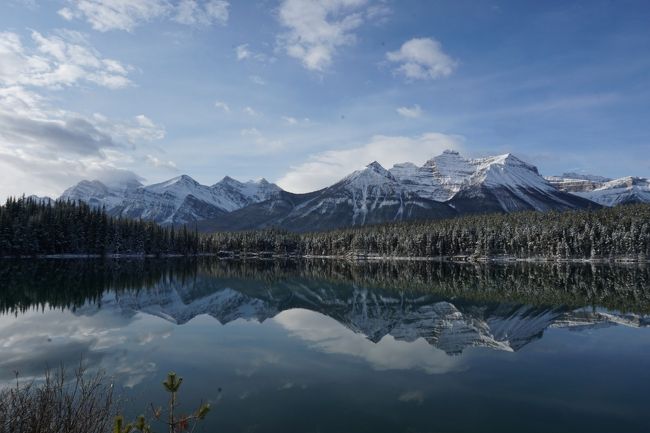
61;179;141;209
211;176;282;211
457;153;588;212
62;150;647;230
274;161;456;230
390;150;595;212
390;150;472;201
572;176;650;206
546;175;605;193
60;174;284;225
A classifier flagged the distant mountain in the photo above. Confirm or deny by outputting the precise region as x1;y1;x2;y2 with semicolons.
198;162;456;232
547;174;650;206
61;174;282;225
392;151;597;213
61;150;649;231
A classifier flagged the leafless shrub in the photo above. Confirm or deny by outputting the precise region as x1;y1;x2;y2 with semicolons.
0;365;116;433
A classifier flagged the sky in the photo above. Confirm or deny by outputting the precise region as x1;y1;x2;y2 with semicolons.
0;0;649;199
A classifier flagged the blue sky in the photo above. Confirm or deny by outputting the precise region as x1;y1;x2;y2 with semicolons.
0;0;649;198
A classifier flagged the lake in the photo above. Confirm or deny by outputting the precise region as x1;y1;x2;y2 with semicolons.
1;259;649;432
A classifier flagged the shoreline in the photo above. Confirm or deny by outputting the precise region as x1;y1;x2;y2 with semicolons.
0;252;648;264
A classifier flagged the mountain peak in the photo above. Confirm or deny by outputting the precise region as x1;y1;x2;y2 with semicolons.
367;160;386;171
161;174;199;186
216;175;242;186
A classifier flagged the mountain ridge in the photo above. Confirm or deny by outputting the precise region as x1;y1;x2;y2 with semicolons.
59;150;646;231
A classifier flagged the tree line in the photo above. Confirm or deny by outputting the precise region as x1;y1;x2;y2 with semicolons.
0;197;199;256
2;196;649;261
203;203;650;261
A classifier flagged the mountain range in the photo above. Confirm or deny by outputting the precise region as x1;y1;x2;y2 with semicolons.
60;150;649;231
94;278;650;355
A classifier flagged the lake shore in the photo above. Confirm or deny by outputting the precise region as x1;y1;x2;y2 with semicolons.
1;252;648;263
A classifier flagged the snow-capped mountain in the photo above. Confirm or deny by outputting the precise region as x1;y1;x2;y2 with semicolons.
390;150;474;201
548;174;650;206
276;161;456;230
99;281;650;355
61;150;647;231
212;176;282;211
61;174;283;225
199;161;457;232
389;150;595;214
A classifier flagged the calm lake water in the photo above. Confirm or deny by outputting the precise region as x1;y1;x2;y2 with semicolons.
1;259;650;432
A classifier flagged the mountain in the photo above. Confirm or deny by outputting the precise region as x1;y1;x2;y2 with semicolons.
199;162;457;232
390;150;474;201
98;280;650;355
63;150;650;232
547;174;650;206
61;175;282;225
390;151;597;213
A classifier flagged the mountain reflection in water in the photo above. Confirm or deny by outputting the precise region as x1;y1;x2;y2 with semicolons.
1;259;649;355
2;259;650;433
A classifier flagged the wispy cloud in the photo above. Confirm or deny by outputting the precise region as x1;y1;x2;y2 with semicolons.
387;37;457;80
145;154;177;170
173;0;229;26
249;75;266;85
235;43;269;62
396;104;423;118
0;30;131;89
240;127;284;153
281;115;310;125
58;0;229;32
214;100;230;112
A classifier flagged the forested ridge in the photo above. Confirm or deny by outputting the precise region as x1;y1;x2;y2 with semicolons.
204;203;650;261
0;197;199;256
2;196;649;261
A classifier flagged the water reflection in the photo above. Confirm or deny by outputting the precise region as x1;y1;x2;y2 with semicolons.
1;259;650;432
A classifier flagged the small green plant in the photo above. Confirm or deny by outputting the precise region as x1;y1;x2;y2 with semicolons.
116;372;211;433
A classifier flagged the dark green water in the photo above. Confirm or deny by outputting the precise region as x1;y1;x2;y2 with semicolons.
1;259;649;432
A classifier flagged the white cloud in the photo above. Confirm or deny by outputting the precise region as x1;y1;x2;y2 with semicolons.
278;0;377;71
58;0;229;32
243;106;258;116
58;0;171;32
0;86;164;199
249;75;266;85
240;127;284;153
145;154;177;169
387;37;457;80
396;104;423;118
214;100;230;112
281;115;310;125
0;30;131;89
277;132;463;193
174;0;229;26
236;43;251;60
235;43;269;62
